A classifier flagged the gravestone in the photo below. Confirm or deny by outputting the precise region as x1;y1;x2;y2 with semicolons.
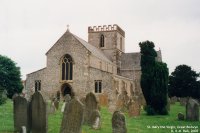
90;110;101;129
49;102;56;114
186;98;199;121
128;97;140;117
13;96;30;133
178;112;184;120
54;100;59;110
170;96;177;104
30;91;48;133
64;94;71;103
84;92;98;124
180;97;187;106
61;94;71;113
112;111;127;133
60;98;84;133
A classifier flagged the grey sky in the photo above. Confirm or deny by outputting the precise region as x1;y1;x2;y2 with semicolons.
0;0;200;80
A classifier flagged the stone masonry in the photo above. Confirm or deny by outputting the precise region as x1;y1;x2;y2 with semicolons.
25;24;162;111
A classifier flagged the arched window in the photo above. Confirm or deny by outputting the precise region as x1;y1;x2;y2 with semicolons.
100;34;104;47
61;54;73;80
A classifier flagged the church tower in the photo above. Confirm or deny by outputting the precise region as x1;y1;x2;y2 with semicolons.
88;24;125;74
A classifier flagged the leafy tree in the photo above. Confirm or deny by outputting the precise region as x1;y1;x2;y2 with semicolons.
168;65;200;99
0;55;23;99
140;41;169;115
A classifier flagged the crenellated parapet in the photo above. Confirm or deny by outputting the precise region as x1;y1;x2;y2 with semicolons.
88;24;125;37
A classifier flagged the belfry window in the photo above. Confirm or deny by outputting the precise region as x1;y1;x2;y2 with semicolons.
35;80;41;92
95;80;102;93
61;54;73;80
100;34;104;47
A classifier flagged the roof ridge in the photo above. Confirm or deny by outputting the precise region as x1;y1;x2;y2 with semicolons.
71;33;113;64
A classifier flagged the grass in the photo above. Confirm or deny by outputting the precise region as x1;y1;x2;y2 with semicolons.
0;100;199;133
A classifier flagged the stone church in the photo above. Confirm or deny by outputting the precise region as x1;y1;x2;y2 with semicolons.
25;24;162;111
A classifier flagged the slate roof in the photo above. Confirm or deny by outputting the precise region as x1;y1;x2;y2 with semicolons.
121;51;162;70
121;52;141;70
71;32;113;64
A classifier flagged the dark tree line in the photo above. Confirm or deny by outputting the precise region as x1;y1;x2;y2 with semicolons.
168;65;200;99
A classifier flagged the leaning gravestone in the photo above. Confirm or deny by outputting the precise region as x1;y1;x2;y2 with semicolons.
13;96;30;133
186;98;199;121
112;111;127;133
30;91;48;133
84;92;98;124
60;98;84;133
90;110;101;129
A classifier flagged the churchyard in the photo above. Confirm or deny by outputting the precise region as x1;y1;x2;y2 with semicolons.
0;92;199;133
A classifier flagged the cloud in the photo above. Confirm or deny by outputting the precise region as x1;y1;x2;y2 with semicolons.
0;0;200;79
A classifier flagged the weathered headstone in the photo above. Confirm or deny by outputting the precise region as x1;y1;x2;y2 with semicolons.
30;91;48;133
64;94;71;103
170;96;177;104
180;97;187;106
186;98;199;121
178;112;184;120
61;94;71;113
84;92;98;124
54;100;59;110
13;96;30;133
112;111;127;133
49;102;56;114
128;97;141;117
90;110;101;129
60;98;84;133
